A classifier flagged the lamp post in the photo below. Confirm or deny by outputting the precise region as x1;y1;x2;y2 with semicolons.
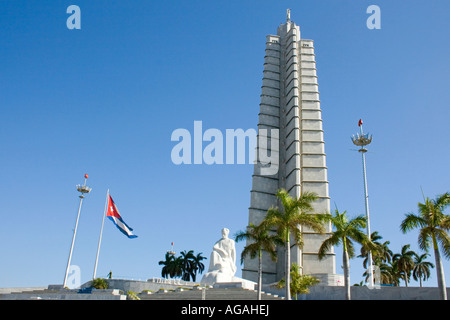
63;174;91;288
351;120;374;288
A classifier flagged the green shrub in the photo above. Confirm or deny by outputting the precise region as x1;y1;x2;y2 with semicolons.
91;278;109;289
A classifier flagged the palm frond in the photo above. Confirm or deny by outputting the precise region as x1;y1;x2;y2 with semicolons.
293;214;326;234
240;243;260;264
234;229;251;243
440;215;450;231
435;228;450;259
435;192;450;210
348;215;367;229
318;235;340;260
401;213;427;233
346;238;355;258
417;228;432;252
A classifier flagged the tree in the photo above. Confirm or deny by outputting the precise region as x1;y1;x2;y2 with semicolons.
180;250;207;282
158;252;173;278
318;209;373;300
192;252;207;281
362;261;394;285
359;231;382;267
264;189;326;300
158;250;207;281
179;250;196;282
158;252;182;279
392;244;417;287
386;260;404;287
375;240;394;265
400;192;450;300
359;231;393;274
276;263;320;300
235;222;283;300
412;253;434;287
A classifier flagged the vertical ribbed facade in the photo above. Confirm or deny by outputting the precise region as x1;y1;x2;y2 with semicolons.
242;17;339;285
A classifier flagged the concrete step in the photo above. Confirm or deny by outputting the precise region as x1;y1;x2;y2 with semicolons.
139;287;284;300
0;293;126;300
0;287;126;300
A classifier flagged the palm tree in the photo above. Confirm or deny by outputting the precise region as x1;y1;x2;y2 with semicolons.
359;231;382;266
377;262;395;285
276;263;320;300
318;209;373;300
192;252;207;281
377;240;394;264
362;261;394;285
264;189;326;300
392;244;417;287
159;252;184;279
412;253;434;287
386;260;404;287
179;250;196;281
400;192;450;300
158;253;172;278
235;222;283;300
359;231;393;273
159;250;207;282
368;240;394;285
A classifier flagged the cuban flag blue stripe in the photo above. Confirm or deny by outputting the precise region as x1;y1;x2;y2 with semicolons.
108;216;138;239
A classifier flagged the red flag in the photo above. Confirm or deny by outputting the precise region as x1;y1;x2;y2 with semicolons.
358;119;363;127
84;173;89;179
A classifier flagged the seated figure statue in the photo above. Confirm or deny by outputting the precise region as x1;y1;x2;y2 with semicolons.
201;228;237;283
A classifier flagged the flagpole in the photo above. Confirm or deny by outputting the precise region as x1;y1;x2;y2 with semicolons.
93;189;109;280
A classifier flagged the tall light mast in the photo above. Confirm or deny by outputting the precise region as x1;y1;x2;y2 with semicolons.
63;174;91;288
351;120;374;288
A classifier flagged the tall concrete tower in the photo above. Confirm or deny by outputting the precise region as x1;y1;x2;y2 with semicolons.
242;11;340;286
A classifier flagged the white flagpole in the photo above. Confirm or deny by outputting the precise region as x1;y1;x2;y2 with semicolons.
93;189;109;280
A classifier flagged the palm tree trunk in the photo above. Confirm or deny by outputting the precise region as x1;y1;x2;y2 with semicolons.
343;241;351;300
285;229;291;300
433;235;447;300
258;248;262;301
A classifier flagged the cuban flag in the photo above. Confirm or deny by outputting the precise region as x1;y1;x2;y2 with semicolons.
106;195;137;239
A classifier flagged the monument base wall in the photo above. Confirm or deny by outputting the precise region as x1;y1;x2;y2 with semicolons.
260;283;450;300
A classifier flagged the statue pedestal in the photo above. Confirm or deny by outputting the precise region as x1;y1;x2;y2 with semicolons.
201;271;234;284
201;273;256;290
213;278;257;290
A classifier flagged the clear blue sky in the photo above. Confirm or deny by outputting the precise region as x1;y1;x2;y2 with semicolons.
1;0;449;288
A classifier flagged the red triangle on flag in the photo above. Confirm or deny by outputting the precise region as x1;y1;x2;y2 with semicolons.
106;195;122;219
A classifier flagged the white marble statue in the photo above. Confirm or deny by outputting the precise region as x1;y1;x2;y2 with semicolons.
201;228;237;283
